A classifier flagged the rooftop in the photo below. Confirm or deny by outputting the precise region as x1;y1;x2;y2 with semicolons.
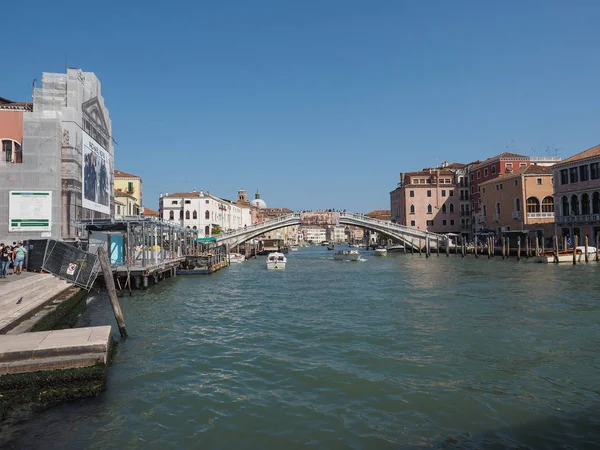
114;169;141;179
557;144;600;165
142;207;159;216
472;152;529;169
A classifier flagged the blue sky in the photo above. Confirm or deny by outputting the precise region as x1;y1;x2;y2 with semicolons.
3;1;600;212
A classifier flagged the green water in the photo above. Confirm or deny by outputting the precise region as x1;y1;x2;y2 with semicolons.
4;246;600;449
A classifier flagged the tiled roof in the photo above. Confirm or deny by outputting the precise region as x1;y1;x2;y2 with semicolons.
163;191;203;198
114;169;140;179
472;152;529;169
114;189;135;199
142;207;159;216
521;164;553;175
558;144;600;165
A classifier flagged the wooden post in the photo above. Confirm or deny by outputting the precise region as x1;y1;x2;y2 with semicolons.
505;237;510;260
436;236;440;257
461;236;465;257
419;238;422;256
455;237;458;255
97;247;128;338
597;232;600;263
573;235;578;265
584;236;589;263
446;237;450;257
563;236;568;252
403;240;406;253
501;237;505;259
474;236;478;258
517;237;521;261
525;236;529;259
535;237;539;258
553;236;559;264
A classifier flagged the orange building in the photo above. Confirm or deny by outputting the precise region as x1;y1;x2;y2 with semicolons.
0;97;31;164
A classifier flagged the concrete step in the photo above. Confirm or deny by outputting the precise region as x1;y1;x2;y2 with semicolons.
0;353;107;375
0;274;53;297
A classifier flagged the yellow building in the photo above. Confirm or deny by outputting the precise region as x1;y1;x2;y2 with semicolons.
114;189;139;217
114;170;142;209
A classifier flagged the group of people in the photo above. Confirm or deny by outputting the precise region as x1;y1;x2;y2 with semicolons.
0;241;28;278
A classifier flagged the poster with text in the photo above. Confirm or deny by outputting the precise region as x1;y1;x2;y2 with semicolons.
9;191;52;232
82;132;112;215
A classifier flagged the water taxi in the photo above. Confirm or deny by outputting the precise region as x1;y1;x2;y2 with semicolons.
534;246;598;263
333;250;360;261
228;253;245;263
374;248;387;256
266;252;287;270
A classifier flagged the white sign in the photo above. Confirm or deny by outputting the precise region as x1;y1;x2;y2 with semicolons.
66;263;77;276
82;132;112;215
9;191;52;232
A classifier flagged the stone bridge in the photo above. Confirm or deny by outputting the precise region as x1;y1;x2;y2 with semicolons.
216;212;450;251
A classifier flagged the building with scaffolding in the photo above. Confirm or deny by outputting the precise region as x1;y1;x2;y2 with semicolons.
0;69;114;244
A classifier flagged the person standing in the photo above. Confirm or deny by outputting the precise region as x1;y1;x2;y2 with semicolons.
12;242;27;275
0;244;9;278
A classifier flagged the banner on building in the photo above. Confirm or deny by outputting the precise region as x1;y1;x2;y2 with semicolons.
9;191;52;232
82;132;112;215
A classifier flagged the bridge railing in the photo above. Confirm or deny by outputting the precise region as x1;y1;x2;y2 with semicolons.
339;212;444;239
216;213;301;241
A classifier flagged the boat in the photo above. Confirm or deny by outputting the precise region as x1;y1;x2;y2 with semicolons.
228;253;245;263
266;252;287;269
290;246;299;251
258;238;288;255
320;241;330;246
333;249;360;261
534;246;598;263
374;248;387;256
327;244;335;250
387;244;405;253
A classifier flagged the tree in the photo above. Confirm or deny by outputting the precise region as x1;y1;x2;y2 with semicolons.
212;225;222;235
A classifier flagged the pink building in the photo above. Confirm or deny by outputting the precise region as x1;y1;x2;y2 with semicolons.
0;97;31;164
552;144;600;246
390;169;460;234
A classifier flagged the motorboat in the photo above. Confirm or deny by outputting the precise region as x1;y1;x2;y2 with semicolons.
266;252;287;269
374;248;387;256
290;246;299;251
327;244;335;250
333;249;360;261
228;253;245;263
387;244;405;252
533;246;598;263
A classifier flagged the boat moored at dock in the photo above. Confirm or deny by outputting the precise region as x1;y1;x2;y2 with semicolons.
533;246;598;263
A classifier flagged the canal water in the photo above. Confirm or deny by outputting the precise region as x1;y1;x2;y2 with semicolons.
4;246;600;449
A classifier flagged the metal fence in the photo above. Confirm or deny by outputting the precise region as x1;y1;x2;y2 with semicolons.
42;239;100;290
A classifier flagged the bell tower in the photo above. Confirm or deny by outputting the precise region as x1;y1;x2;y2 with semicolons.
237;188;249;205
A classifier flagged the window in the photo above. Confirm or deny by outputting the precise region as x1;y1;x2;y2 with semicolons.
562;196;569;216
127;182;134;193
442;204;447;213
185;210;190;219
185;200;191;204
205;210;210;219
581;193;591;215
179;210;183;219
426;220;434;226
520;163;527;168
580;165;589;182
443;220;447;226
477;171;481;179
410;204;415;214
169;211;174;220
500;183;503;190
484;168;488;177
526;197;540;213
537;178;542;185
171;200;178;205
592;193;600;214
491;166;496;174
193;210;197;219
449;191;454;197
442;190;446;197
591;163;600;180
482;187;486;194
570;195;579;215
496;202;501;215
410;220;416;227
515;198;521;212
449;203;455;213
471;185;474;193
483;205;487;216
450;219;455;226
409;190;415;197
2;139;22;163
569;167;578;183
427;190;432;197
470;174;474;181
427;204;433;214
505;163;513;172
496;184;500;191
560;169;569;185
205;200;209;204
542;196;554;213
117;205;121;214
205;226;210;235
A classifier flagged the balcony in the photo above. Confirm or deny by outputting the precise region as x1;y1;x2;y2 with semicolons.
556;213;600;224
527;212;554;220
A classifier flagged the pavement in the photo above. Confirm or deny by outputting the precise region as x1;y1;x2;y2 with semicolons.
0;270;38;285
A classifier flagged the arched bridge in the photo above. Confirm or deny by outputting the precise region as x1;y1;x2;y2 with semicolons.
216;212;449;250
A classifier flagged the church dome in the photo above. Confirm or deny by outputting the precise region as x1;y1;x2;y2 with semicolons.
251;198;267;209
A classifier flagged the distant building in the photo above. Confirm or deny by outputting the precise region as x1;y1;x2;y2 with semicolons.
479;165;555;238
304;227;327;244
552;144;600;245
114;170;142;210
142;207;160;218
114;189;138;218
0;69;114;243
365;210;391;221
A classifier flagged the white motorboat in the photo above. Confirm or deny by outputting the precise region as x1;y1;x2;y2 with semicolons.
290;246;299;251
533;246;598;263
333;249;361;261
228;253;245;263
387;244;405;252
374;248;387;256
266;252;287;269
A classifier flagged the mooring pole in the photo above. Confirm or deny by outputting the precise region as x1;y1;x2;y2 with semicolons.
97;247;128;338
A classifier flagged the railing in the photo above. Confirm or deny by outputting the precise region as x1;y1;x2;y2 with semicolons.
556;213;600;223
527;212;554;219
530;156;562;162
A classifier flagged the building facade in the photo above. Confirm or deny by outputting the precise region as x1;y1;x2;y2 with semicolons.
114;170;142;210
390;168;461;234
479;165;555;238
552;144;600;246
0;69;114;243
114;190;138;218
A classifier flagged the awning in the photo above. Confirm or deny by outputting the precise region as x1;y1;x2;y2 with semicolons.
196;237;217;242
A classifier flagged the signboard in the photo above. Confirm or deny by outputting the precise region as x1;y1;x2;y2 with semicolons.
9;191;52;232
82;132;112;215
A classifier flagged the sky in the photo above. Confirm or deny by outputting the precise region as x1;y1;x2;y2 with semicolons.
3;1;600;212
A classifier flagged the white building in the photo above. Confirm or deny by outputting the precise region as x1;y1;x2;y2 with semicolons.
159;190;251;236
304;227;327;244
327;226;347;243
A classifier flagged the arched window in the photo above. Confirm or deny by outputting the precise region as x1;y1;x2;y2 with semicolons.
410;204;415;214
205;210;210;220
205;225;210;235
179;210;183;219
2;139;22;163
441;204;447;213
562;196;569;216
427;204;432;214
193;210;197;219
169;210;174;220
449;203;454;213
570;194;579;216
526;197;540;213
515;198;521;212
185;210;190;219
581;193;590;215
592;192;600;214
542;196;554;213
